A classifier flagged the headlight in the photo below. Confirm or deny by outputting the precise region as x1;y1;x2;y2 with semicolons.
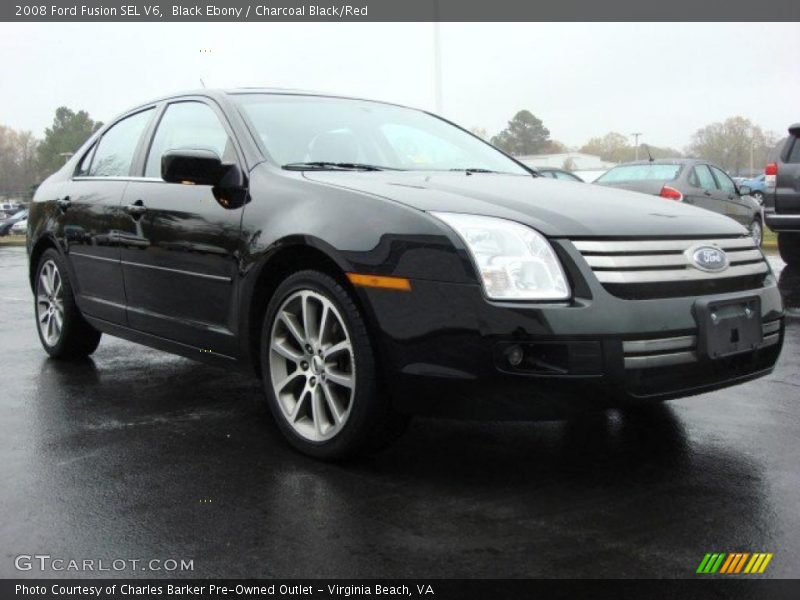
432;212;570;301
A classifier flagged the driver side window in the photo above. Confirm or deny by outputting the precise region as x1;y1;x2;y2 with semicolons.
145;101;234;178
692;165;718;190
710;166;736;195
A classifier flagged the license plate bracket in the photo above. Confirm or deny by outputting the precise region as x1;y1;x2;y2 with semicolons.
695;297;762;360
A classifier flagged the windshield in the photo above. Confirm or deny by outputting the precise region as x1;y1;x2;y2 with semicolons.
597;164;681;183
11;210;27;218
234;94;528;174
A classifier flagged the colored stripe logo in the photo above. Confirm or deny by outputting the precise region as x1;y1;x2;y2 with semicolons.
697;552;773;574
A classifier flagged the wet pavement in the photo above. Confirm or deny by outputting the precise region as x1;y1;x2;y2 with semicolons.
0;245;799;579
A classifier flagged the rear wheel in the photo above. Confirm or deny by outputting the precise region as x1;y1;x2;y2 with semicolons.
34;249;101;358
260;270;406;459
778;233;800;267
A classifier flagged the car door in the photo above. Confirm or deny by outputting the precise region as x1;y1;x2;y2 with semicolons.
685;163;724;216
118;99;245;357
63;107;155;324
710;165;752;226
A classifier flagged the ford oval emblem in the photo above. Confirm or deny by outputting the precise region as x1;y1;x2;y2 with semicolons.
689;245;729;272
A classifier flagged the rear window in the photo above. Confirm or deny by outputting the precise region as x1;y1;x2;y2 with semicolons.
597;164;681;183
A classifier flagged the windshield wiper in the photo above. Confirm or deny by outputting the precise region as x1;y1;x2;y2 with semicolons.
282;161;389;171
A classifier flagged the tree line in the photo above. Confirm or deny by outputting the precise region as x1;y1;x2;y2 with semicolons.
0;107;101;200
480;110;779;175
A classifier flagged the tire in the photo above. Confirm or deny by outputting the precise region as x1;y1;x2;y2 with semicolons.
748;219;763;247
259;270;407;460
34;248;102;359
778;233;800;267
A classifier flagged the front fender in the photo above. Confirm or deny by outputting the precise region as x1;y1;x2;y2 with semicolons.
240;165;474;284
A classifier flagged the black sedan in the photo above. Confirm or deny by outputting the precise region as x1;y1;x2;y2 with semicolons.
594;159;763;246
26;90;783;459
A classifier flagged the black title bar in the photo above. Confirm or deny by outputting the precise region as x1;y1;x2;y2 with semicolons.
4;0;800;22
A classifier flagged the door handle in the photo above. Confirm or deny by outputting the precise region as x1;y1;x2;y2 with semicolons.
124;200;147;218
57;196;71;211
704;190;712;196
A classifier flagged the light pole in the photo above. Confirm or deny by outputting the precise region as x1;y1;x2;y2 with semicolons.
433;0;442;114
631;132;642;160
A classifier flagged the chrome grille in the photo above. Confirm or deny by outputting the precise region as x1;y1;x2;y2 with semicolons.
572;237;769;298
622;319;781;369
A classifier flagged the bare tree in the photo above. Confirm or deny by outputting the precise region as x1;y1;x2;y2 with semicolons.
686;116;778;175
579;132;631;162
0;126;40;199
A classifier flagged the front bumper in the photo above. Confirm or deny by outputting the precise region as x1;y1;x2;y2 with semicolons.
357;268;784;420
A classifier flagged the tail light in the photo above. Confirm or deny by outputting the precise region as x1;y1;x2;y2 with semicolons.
659;185;683;201
765;162;777;190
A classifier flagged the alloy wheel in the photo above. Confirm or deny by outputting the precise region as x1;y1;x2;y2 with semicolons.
750;220;763;247
37;259;65;347
268;290;355;442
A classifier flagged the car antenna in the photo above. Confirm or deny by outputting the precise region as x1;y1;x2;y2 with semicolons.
644;144;654;162
200;78;206;88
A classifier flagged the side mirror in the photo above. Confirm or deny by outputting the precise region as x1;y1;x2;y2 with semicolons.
161;148;248;209
738;185;752;196
162;148;226;186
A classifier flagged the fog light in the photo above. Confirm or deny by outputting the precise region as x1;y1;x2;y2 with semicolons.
507;345;524;367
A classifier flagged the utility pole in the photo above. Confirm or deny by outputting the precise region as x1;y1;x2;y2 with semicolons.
433;1;442;114
631;132;643;160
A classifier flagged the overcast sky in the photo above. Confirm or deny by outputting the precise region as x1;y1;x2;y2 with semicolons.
1;22;798;149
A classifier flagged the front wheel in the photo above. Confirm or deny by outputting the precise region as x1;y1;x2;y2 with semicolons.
778;233;800;267
260;270;406;459
34;249;101;358
749;219;763;247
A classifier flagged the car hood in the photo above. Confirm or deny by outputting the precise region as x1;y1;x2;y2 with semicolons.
301;171;746;238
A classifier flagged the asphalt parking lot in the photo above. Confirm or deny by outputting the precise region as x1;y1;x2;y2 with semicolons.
1;245;799;579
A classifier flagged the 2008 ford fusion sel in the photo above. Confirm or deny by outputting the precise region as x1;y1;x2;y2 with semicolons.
27;90;784;458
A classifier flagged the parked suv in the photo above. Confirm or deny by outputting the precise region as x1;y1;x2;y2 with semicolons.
27;90;784;459
764;123;800;266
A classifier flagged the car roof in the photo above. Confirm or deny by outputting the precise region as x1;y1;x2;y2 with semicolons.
131;87;417;113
